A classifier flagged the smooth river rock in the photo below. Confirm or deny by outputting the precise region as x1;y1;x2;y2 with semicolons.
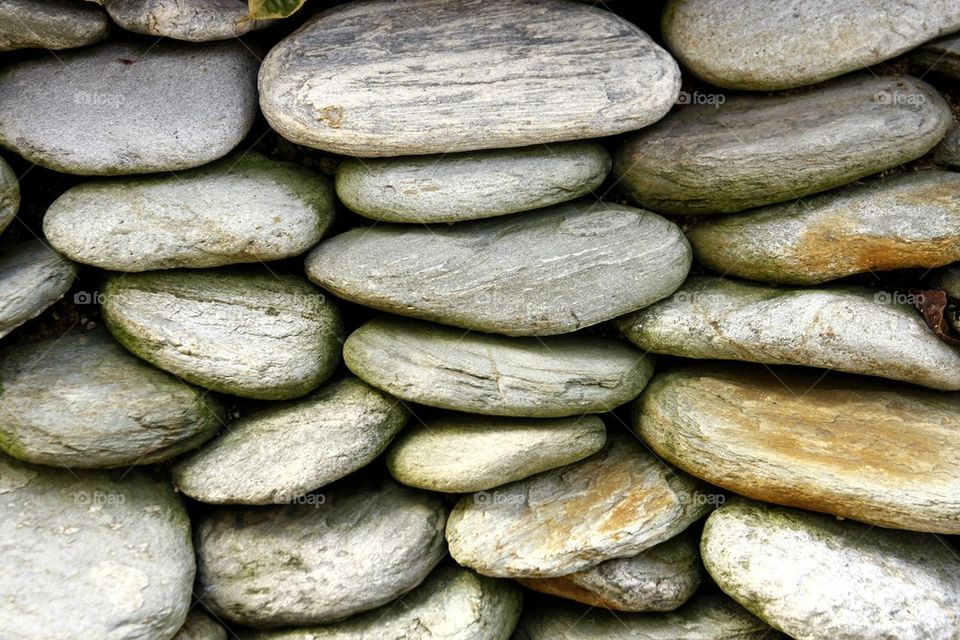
702;498;960;640
0;240;76;339
344;317;654;417
307;201;690;336
616;275;960;390
687;170;960;284
662;0;960;90
615;75;951;214
386;413;607;493
933;262;960;300
0;0;109;51
0;327;224;469
637;364;960;534
44;152;336;271
247;564;522;640
104;0;271;41
258;0;680;156
912;33;960;80
446;432;712;578
0;41;259;175
196;478;447;627
173;610;228;640
173;377;408;504
0;158;17;237
335;142;611;223
102;269;343;400
517;528;703;612
935;124;960;169
0;453;195;640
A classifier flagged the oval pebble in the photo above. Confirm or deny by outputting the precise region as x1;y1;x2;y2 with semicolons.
0;154;18;234
103;0;271;42
0;0;109;51
0;240;76;339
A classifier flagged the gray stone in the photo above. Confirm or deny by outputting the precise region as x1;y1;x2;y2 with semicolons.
0;327;224;469
335;142;611;223
616;275;960;390
0;452;195;640
637;364;960;534
196;477;447;627
935;124;960;169
0;154;18;234
517;528;703;612
687;170;960;283
344;317;654;417
258;0;679;156
44;152;335;271
173;610;228;640
446;432;712;578
912;33;960;80
104;0;271;42
386;413;606;493
102;269;343;400
0;0;109;51
246;564;522;640
932;262;960;300
0;41;258;175
702;498;960;640
307;200;690;336
173;377;407;504
662;0;960;90
0;240;76;339
615;75;951;214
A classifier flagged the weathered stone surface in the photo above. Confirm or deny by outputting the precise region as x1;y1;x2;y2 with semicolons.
0;41;258;175
0;154;18;234
0;240;76;339
344;317;654;417
616;275;960;390
932;262;960;300
173;377;407;504
517;528;702;612
446;432;712;578
515;592;781;640
0;453;195;640
173;610;228;640
335;142;611;223
102;269;343;400
0;327;223;469
935;124;960;169
615;75;951;214
44;152;335;271
662;0;960;90
387;413;606;493
258;0;679;156
307;201;690;336
247;564;522;640
0;0;109;51
912;33;960;80
702;498;960;640
637;364;960;534
687;170;960;283
196;478;447;627
104;0;270;41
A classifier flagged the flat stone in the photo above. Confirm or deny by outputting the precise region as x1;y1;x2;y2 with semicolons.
44;152;335;271
446;432;712;578
246;564;522;640
637;364;960;534
687;170;960;283
258;0;679;156
307;201;690;336
0;154;18;234
386;413;606;493
0;41;258;175
196;477;447;627
935;124;960;169
0;0;109;51
912;33;960;80
616;275;960;390
517;528;702;612
614;75;951;214
102;268;343;400
103;0;271;41
0;453;195;640
662;0;960;90
173;377;407;504
344;317;654;417
173;610;227;640
702;498;960;640
335;142;611;223
0;327;224;469
0;240;76;339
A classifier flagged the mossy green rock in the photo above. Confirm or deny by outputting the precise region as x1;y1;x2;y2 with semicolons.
0;240;76;339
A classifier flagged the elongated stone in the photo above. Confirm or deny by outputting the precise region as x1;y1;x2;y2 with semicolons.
102;269;343;400
637;364;960;533
103;0;271;42
614;75;951;214
616;276;960;390
0;240;76;339
912;33;960;80
307;201;690;336
702;498;960;640
344;317;653;417
0;154;18;234
258;0;680;156
0;0;109;51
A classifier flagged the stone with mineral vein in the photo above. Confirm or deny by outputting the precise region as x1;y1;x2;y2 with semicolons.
103;0;272;42
0;0;109;51
0;240;76;339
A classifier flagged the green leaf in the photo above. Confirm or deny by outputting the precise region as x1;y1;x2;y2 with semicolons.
248;0;308;19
